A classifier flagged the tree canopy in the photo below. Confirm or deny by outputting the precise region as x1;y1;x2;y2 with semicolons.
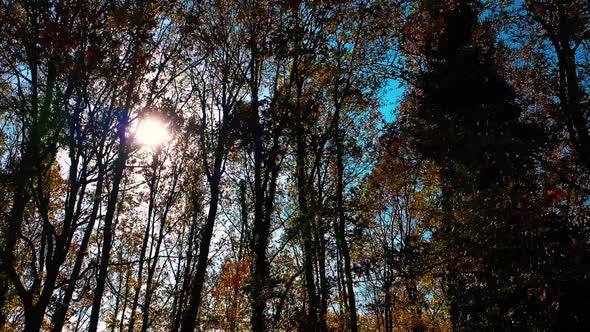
0;0;589;331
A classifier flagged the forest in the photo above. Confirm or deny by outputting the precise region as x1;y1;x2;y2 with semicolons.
0;0;589;331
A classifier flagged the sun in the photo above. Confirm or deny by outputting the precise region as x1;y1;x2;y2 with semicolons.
135;117;170;147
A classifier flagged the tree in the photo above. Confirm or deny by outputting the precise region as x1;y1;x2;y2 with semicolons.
180;1;246;330
398;0;589;329
359;133;449;332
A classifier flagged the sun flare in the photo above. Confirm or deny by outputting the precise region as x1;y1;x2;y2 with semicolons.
135;117;170;147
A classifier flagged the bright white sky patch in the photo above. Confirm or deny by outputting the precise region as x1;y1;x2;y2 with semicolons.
135;117;170;147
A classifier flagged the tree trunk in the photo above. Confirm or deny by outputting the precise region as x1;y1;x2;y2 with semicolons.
24;307;44;332
384;281;393;332
119;265;132;332
171;218;197;332
52;165;105;332
141;169;178;332
555;8;590;172
181;176;221;332
317;221;329;332
111;251;125;332
128;152;160;332
334;109;358;332
248;21;268;332
88;111;129;332
296;100;319;330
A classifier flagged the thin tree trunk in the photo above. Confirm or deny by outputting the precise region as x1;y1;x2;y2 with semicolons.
227;180;248;332
317;220;329;332
180;98;231;331
88;110;129;332
52;164;105;332
171;220;197;332
181;170;223;331
296;94;319;331
334;109;358;332
141;166;180;332
384;281;393;332
119;264;132;332
556;8;590;172
128;152;160;332
248;20;268;331
111;251;125;332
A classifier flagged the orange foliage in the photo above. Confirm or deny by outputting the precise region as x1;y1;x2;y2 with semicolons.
209;260;251;331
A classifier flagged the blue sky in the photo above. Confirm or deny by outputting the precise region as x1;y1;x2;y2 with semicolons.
378;78;404;123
